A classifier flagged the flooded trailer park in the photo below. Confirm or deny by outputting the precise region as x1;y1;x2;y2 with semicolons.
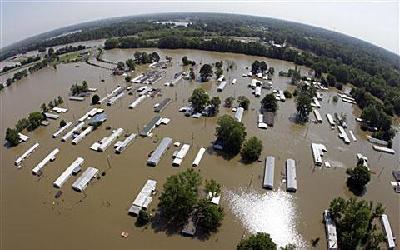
0;47;399;250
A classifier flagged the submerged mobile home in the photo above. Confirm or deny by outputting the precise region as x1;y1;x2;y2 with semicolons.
147;137;172;166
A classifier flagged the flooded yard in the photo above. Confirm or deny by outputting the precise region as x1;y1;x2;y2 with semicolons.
1;48;399;250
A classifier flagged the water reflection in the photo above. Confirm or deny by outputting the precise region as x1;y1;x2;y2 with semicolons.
225;188;307;248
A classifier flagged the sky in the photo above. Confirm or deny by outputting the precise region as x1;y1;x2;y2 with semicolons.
1;0;399;54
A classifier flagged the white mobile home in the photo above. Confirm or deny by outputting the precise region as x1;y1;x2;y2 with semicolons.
286;159;297;192
53;157;84;188
192;147;206;167
15;143;40;167
234;107;244;122
263;156;275;189
72;167;99;192
147;137;172;166
52;122;72;138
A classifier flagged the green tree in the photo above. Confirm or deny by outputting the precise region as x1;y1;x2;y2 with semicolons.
6;128;19;146
57;96;63;104
41;103;48;112
224;97;235;108
210;96;221;115
296;93;312;122
136;210;151;227
91;94;100;105
125;76;132;82
189;67;196;81
60;120;67;127
327;74;337;87
216;115;246;155
237;96;250;110
346;165;371;195
241;137;263;163
27;112;44;131
205;179;221;195
182;56;189;66
199;64;213;82
196;199;224;233
190;88;209;112
158;169;202;225
237;232;277;250
261;93;278;112
215;67;223;78
283;90;292;98
117;61;125;70
329;197;376;249
126;59;135;71
16;118;29;132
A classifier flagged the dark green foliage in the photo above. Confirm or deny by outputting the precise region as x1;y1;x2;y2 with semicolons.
216;115;246;155
133;51;160;64
283;90;292;98
41;103;48;112
296;87;313;122
70;80;88;96
6;128;19;146
237;96;250;110
210;96;221;115
182;56;196;66
215;67;223;78
204;179;221;195
16;118;29;132
125;76;132;82
136;210;151;227
59;120;67;128
199;64;213;82
329;197;385;249
237;232;277;250
251;60;268;74
116;61;125;70
336;82;343;90
190;88;209;112
327;74;337;87
224;97;235;108
158;169;201;225
91;94;100;105
261;93;278;112
27;112;44;131
54;45;85;56
241;137;263;163
346;165;371;195
126;58;135;71
196;199;224;233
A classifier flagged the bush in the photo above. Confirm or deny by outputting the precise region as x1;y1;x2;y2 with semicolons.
136;210;151;227
237;232;277;250
196;199;224;233
283;90;292;98
237;96;250;110
125;76;132;82
332;96;338;103
292;89;298;97
6;128;19;146
60;120;67;127
91;94;100;105
346;165;371;195
241;137;263;163
216;115;246;155
261;93;278;112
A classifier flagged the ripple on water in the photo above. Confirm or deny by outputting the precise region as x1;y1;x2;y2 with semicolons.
225;188;307;248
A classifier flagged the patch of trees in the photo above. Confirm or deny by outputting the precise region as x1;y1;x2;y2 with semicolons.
70;80;88;96
133;51;160;64
1;56;41;73
182;56;196;66
199;64;213;82
346;164;371;195
91;94;100;105
241;137;263;163
189;88;220;116
157;169;224;235
261;93;278;112
329;197;386;249
295;84;314;122
41;96;63;112
359;102;395;142
6;111;46;146
28;59;48;73
215;115;247;155
237;96;250;110
54;45;86;56
251;60;268;74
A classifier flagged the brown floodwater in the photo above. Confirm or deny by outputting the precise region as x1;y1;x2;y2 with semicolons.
1;48;399;250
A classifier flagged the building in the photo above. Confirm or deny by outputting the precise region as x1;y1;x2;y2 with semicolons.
53;157;84;188
323;210;338;250
181;209;198;237
115;133;137;154
128;180;157;216
264;112;275;127
52;122;72;138
381;214;395;249
172;144;191;166
192;147;206;167
263;156;275;189
217;81;227;92
72;167;99;192
147;137;172;166
32;148;59;175
140;116;162;137
234;107;244;122
154;98;171;113
15;143;40;167
286;159;297;192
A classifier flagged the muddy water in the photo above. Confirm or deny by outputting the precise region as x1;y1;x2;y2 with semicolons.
1;48;399;250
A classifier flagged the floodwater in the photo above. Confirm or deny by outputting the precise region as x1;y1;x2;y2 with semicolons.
1;48;399;250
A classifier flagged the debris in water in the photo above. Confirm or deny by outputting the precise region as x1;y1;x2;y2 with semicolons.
121;232;129;238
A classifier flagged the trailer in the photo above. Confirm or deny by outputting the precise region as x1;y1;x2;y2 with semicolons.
91;128;123;152
62;122;84;142
32;148;59;175
192;147;206;167
72;126;93;145
53;157;84;188
15;143;39;167
263;156;275;189
147;137;172;166
115;133;137;154
234;107;244;122
172;144;191;166
52;122;72;138
313;109;322;123
217;81;227;92
323;210;338;250
286;159;297;192
128;180;157;216
72;167;99;192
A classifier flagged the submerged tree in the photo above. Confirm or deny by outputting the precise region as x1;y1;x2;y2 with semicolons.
190;88;209;112
199;64;213;82
237;232;277;250
216;115;246;155
241;137;263;163
261;93;278;112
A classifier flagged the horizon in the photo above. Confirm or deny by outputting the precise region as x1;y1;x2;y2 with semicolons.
1;1;399;55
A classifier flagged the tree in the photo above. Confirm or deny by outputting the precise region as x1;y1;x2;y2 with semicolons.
189;67;196;81
261;93;278;112
241;137;263;163
6;128;19;146
237;96;250;110
92;94;100;105
117;61;125;71
205;179;221;195
210;96;221;115
27;112;44;131
126;59;135;71
41;103;48;112
296;93;312;122
190;88;209;112
196;199;224;233
329;197;380;249
215;67;223;78
60;120;67;127
346;165;371;195
48;101;54;109
136;210;151;227
182;56;189;66
267;67;275;75
283;90;292;98
216;115;246;155
327;74;337;87
57;96;63;104
16;118;29;132
151;51;160;62
199;64;213;82
224;97;235;108
125;76;132;82
158;169;202;225
237;232;277;250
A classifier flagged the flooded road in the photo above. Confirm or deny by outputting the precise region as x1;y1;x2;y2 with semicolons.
1;48;399;250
